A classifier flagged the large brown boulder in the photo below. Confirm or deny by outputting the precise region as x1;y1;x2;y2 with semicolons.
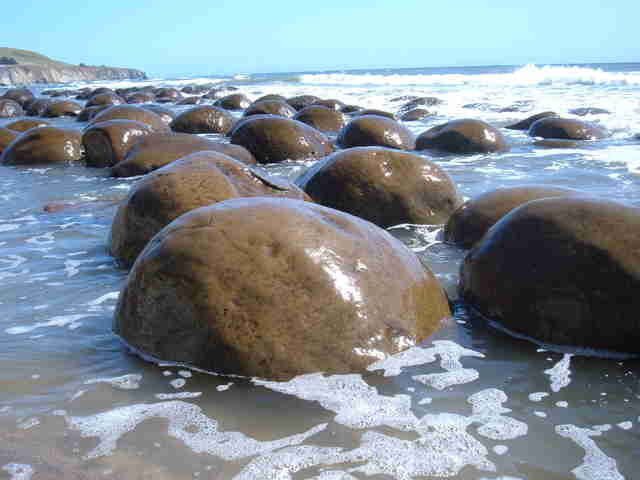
114;197;451;379
351;109;396;120
243;100;296;118
0;99;24;118
2;88;34;106
0;127;82;165
4;119;49;132
154;87;182;102
287;95;321;110
297;147;463;227
460;196;640;353
126;92;156;104
400;108;432;122
140;104;175;126
528;117;606;140
111;133;256;177
24;98;53;116
76;105;110;122
416;119;509;154
83;120;154;168
90;105;169;133
337;115;415;150
505;111;557;130
110;152;310;266
293;105;346;133
0;127;18;153
86;92;125;108
43;100;83;118
230;115;332;164
214;93;251;110
444;185;581;248
170;105;235;134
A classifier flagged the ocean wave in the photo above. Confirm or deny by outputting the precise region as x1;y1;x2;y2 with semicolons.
299;64;640;87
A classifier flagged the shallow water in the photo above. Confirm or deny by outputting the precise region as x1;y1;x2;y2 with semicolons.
1;63;639;479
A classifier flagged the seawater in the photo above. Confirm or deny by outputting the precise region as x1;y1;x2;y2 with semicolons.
1;63;639;479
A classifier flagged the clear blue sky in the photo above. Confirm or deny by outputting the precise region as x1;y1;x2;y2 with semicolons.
3;0;638;77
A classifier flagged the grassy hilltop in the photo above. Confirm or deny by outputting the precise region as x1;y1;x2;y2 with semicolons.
0;48;71;66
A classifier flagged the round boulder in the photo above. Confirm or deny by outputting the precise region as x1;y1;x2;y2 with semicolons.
351;109;396;120
24;98;53;116
444;185;581;248
111;133;256;177
4;119;49;132
0;127;19;153
297;146;463;227
170;105;235;134
243;100;296;118
337;115;415;150
460;196;640;353
528;117;606;140
90;105;169;132
83;119;154;168
416;119;509;154
400;108;432;122
230;115;332;164
287;95;321;110
0;99;24;118
110;152;310;266
214;93;251;110
2;88;34;106
0;127;82;165
43;100;83;118
114;197;451;379
140;104;175;126
86;92;125;108
293;105;346;133
505;111;557;130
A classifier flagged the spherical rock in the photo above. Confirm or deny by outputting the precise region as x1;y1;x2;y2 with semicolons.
43;100;83;118
400;108;432;121
243;100;296;118
505;111;557;130
293;105;346;133
0;127;82;165
4;119;49;132
337;115;415;150
140;104;175;126
0;127;18;153
176;96;202;105
114;197;451;379
24;98;53;116
297;146;463;227
460;196;640;353
170;106;235;134
528;117;606;140
416;119;509;154
127;92;155;104
214;93;251;110
569;107;610;116
83;119;154;168
111;133;256;177
351;109;396;120
0;99;24;118
110;152;310;266
287;95;321;110
2;88;34;106
77;105;110;122
312;99;344;111
86;92;125;108
154;87;182;102
90;105;169;132
444;185;581;248
230;115;332;164
398;97;443;116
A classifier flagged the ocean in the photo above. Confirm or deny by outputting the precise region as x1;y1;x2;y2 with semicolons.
0;62;639;479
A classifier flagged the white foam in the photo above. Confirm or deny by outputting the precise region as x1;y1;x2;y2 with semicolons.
84;374;142;390
86;291;119;305
556;424;624;480
66;400;326;459
5;314;95;335
216;383;233;392
529;392;549;402
616;421;632;430
1;464;34;480
178;370;192;378
493;445;509;455
17;417;40;430
544;354;573;392
155;392;202;400
170;378;186;389
534;411;547;418
556;401;569;408
0;224;19;232
468;389;528;441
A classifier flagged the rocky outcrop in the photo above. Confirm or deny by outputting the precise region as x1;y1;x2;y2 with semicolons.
0;64;147;86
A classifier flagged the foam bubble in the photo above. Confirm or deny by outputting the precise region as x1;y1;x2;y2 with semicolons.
1;463;34;480
155;392;202;400
170;378;186;389
5;314;95;335
544;354;573;392
84;374;142;390
216;383;233;392
493;445;509;455
468;389;528;441
556;424;624;480
66;401;326;459
529;392;549;402
616;421;632;430
86;291;119;306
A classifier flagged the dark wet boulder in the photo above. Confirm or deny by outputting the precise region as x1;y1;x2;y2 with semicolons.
24;98;53;117
460;196;640;353
0;127;82;165
297;146;463;227
287;95;321;110
230;115;332;164
83;119;154;168
0;127;18;153
86;92;125;108
340;105;363;114
254;94;287;103
111;133;256;177
127;92;155;104
569;107;610;116
214;93;251;110
312;98;345;111
170;105;235;134
243;100;296;118
400;108;432;121
90;105;170;133
528;117;606;140
110;152;310;267
337;115;415;150
140;104;176;126
114;197;451;379
154;87;182;102
293;105;346;133
444;185;580;248
0;99;24;118
4;119;49;132
77;105;110;122
43;100;83;118
416;119;509;154
176;96;202;105
505;111;557;130
398;97;443;116
2;88;34;106
351;109;396;120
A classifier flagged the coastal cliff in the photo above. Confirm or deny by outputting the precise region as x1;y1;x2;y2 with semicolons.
0;64;147;86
